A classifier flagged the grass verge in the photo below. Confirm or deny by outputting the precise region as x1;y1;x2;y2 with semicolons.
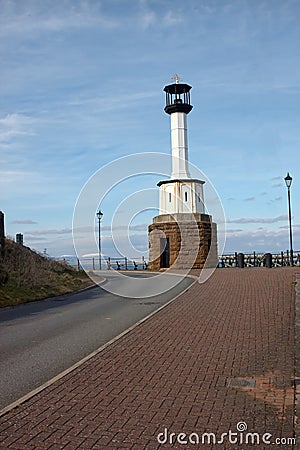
0;239;93;307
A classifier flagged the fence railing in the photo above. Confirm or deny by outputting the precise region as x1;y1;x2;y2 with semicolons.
218;251;300;268
58;256;148;271
58;251;300;271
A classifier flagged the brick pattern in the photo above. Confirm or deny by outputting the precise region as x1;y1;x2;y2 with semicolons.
0;268;297;449
148;218;217;270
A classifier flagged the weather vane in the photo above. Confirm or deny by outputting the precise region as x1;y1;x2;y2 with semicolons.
172;74;181;84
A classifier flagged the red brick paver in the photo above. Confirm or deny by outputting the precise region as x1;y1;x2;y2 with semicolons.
0;268;298;449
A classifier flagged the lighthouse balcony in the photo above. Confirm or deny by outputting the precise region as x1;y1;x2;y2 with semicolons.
164;103;193;115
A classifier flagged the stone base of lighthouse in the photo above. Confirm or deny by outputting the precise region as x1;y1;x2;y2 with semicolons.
148;213;218;271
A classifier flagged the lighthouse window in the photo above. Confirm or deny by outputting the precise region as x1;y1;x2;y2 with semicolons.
185;192;188;202
169;193;171;202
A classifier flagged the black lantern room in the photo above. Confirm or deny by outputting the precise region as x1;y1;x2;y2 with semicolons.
164;82;193;115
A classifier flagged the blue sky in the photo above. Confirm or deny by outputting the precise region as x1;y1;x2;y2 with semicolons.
1;0;299;259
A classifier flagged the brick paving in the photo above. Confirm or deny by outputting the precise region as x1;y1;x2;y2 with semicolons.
0;268;298;449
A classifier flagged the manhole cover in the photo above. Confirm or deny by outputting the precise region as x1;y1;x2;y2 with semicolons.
226;378;256;388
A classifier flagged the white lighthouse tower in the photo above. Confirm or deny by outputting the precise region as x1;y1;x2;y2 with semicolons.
148;76;218;270
158;75;205;216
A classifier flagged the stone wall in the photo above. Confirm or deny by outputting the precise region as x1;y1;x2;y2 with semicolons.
148;213;218;270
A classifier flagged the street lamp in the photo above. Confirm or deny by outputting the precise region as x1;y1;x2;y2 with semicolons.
284;172;293;266
96;210;103;270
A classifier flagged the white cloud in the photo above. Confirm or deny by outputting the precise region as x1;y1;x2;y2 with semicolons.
68;91;157;111
0;1;118;37
26;227;72;236
224;225;300;253
11;219;37;225
0;170;37;184
0;114;36;143
23;222;149;237
102;224;148;232
24;236;48;243
140;9;156;29
137;0;184;29
163;10;183;26
228;214;288;224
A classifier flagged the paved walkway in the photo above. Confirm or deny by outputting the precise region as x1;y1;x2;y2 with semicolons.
0;268;298;449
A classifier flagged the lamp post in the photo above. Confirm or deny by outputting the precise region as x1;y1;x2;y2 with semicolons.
96;210;103;270
284;173;293;266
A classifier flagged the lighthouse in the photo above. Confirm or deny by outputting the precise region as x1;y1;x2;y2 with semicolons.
158;75;205;216
148;76;218;270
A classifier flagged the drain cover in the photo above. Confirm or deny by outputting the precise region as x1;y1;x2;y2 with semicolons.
138;301;161;305
226;378;256;388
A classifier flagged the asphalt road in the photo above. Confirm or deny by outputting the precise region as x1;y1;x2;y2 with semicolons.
0;272;194;409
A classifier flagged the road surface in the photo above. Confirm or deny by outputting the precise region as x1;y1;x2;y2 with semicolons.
0;272;194;409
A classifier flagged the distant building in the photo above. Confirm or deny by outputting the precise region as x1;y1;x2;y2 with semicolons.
16;233;24;245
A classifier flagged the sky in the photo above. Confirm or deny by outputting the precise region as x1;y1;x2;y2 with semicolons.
1;0;300;261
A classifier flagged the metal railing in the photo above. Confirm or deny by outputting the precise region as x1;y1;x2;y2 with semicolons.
58;256;148;271
218;251;300;268
57;251;300;271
